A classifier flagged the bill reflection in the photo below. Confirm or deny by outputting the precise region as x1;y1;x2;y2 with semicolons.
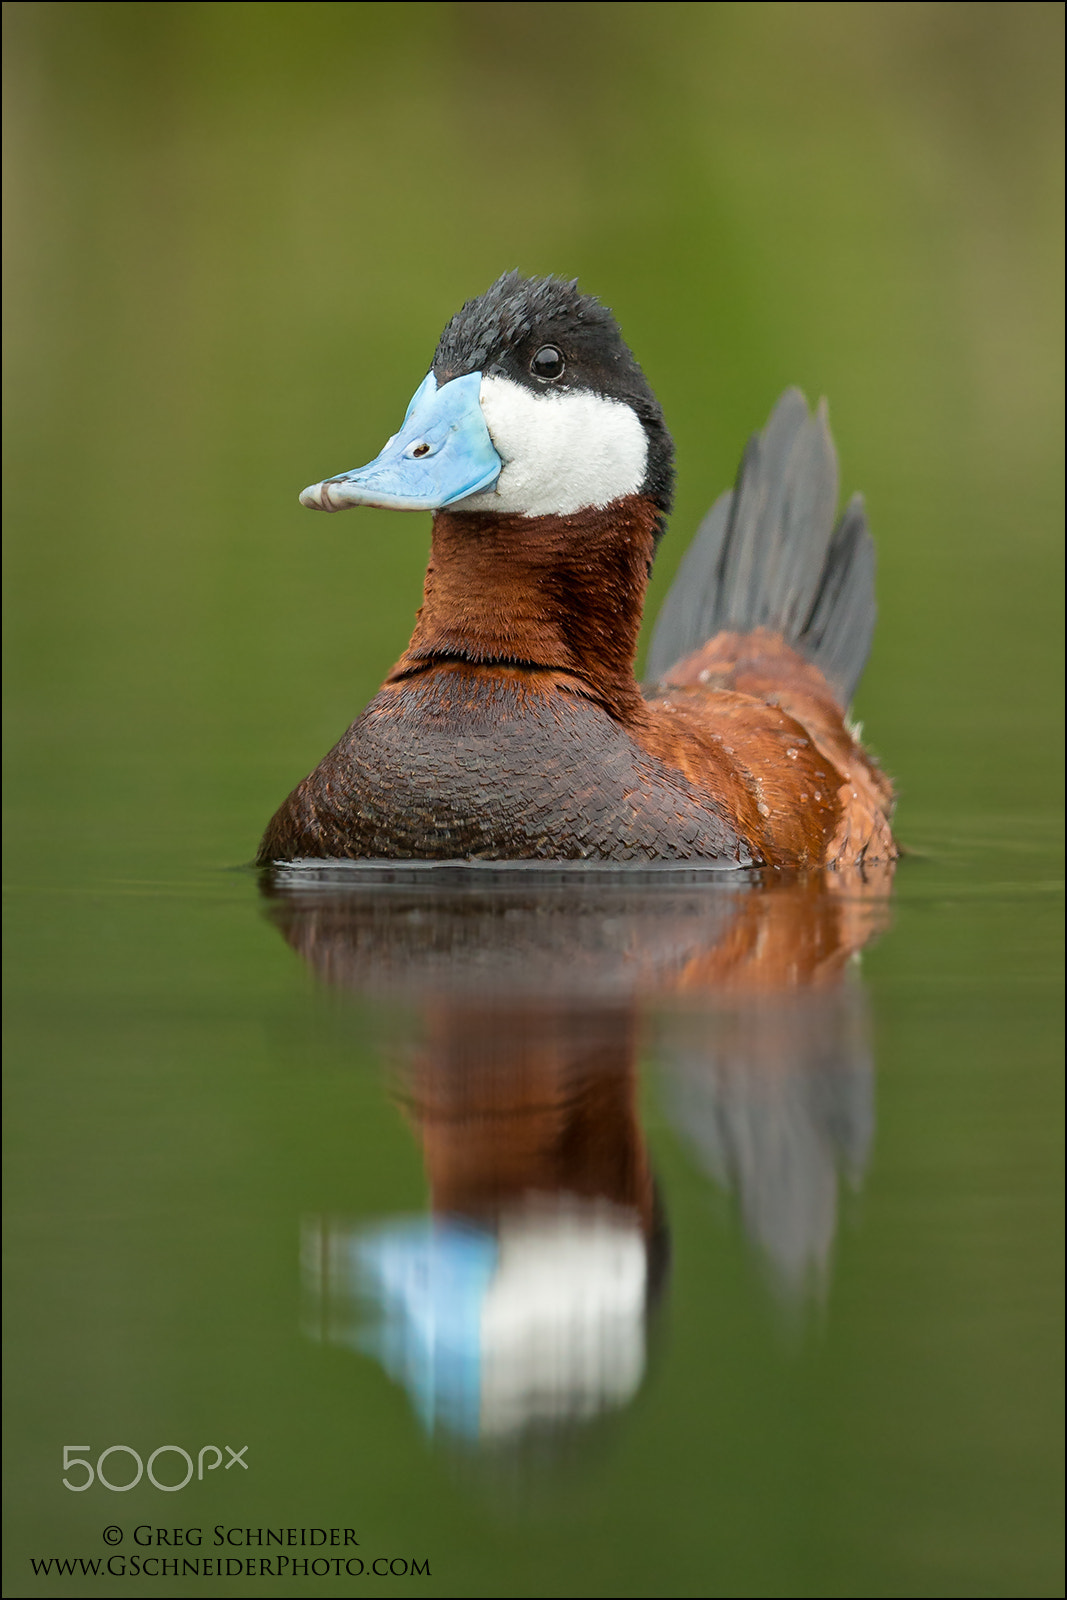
267;865;891;1443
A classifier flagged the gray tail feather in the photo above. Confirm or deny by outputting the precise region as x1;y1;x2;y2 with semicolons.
645;388;876;706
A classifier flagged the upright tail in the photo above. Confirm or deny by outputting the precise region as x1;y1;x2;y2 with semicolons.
645;389;875;707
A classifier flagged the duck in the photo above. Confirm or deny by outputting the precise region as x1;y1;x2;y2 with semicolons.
258;272;896;868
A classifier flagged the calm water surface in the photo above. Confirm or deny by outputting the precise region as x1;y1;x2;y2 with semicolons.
4;7;1062;1594
5;821;1061;1597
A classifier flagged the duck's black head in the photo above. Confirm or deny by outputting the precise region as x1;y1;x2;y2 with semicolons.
431;272;674;524
300;272;674;534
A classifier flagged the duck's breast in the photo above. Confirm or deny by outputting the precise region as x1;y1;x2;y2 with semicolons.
258;664;749;864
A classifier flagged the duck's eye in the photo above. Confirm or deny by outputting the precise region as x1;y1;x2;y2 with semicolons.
530;345;565;381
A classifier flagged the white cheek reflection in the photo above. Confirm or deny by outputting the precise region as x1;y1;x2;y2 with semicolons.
477;1202;647;1438
456;375;649;517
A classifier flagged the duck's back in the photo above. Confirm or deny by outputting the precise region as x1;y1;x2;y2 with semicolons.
639;390;895;867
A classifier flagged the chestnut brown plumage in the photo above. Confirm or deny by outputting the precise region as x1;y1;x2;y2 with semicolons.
259;383;895;868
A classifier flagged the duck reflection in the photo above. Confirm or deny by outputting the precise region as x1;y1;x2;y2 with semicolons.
655;880;882;1300
299;992;666;1441
266;863;891;1441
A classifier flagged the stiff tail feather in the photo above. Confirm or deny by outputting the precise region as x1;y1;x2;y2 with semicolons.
646;389;876;707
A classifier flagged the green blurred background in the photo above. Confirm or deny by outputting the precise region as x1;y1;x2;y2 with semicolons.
3;4;1063;1597
4;0;1062;865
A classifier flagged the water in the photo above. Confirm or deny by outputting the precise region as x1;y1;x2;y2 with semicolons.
5;832;1061;1595
3;5;1062;1595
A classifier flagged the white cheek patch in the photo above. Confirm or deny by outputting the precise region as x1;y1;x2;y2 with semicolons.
457;374;649;517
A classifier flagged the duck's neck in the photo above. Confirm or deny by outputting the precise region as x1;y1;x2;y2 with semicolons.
388;494;660;721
